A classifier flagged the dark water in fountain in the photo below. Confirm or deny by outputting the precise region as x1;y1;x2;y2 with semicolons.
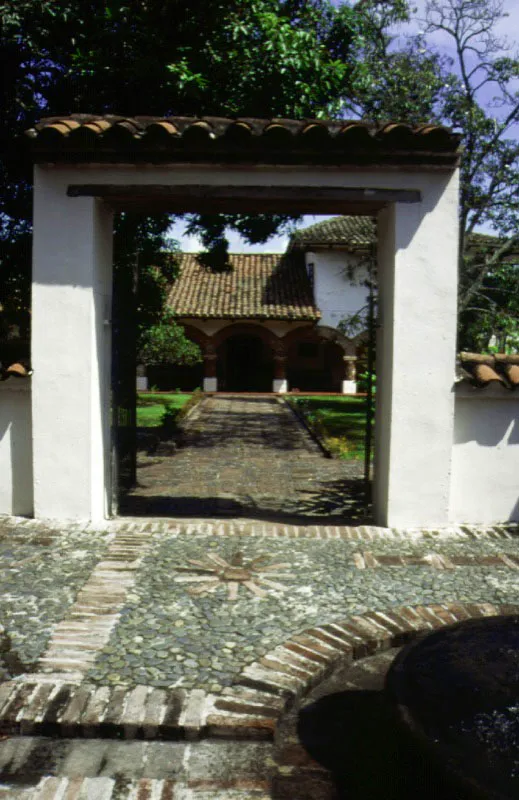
386;616;519;799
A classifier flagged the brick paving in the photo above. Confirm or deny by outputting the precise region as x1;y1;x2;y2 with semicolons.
122;395;368;523
0;509;518;795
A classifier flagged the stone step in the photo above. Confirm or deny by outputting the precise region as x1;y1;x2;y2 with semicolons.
0;682;278;743
0;736;273;798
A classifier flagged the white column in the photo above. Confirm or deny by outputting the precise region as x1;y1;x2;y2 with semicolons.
342;355;357;394
136;364;148;391
203;377;218;392
31;168;113;521
373;173;459;527
0;381;33;516
272;378;288;393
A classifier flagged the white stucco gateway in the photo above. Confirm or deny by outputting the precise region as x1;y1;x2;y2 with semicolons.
19;115;466;527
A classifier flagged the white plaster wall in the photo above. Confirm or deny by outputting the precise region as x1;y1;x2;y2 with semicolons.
273;378;288;393
305;251;369;330
33;162;459;525
203;377;218;392
32;170;113;521
0;381;33;516
373;176;459;528
450;386;519;523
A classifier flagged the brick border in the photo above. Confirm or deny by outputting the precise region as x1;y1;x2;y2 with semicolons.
208;602;519;738
3;514;519;540
38;527;154;675
1;602;518;743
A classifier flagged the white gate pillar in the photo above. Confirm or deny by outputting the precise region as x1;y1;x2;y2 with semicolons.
32;168;113;520
374;175;459;527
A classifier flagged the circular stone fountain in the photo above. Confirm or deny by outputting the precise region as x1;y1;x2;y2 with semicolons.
385;616;519;800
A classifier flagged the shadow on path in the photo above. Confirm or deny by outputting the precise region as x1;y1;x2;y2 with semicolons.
120;477;371;524
122;395;373;524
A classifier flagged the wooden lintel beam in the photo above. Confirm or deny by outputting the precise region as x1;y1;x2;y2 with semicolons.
67;184;422;211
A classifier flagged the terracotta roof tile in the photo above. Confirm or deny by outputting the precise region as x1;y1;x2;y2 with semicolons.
290;216;376;249
458;353;519;389
26;116;461;166
290;216;518;256
0;362;32;381
167;253;320;321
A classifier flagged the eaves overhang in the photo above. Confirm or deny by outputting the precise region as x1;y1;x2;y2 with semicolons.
26;115;462;169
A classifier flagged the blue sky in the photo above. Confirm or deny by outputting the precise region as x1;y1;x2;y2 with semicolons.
170;0;519;253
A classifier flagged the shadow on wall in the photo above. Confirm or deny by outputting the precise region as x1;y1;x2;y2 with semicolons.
454;395;519;447
0;383;33;516
511;495;519;522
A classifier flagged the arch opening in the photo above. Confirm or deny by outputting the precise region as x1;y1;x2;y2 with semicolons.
217;333;273;392
287;335;345;393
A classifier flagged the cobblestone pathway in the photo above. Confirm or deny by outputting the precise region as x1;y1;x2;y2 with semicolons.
122;395;368;523
0;515;518;797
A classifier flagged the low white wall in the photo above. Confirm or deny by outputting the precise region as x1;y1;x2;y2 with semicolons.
450;385;519;523
0;381;33;517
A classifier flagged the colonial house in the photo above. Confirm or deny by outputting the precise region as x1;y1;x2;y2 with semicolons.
146;216;375;393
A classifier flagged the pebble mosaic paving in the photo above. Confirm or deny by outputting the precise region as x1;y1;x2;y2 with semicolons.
0;521;109;674
84;526;519;692
0;518;518;800
1;395;519;798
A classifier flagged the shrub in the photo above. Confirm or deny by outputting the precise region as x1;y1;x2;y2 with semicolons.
161;402;180;435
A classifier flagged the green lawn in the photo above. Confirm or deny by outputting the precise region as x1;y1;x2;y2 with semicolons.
136;392;191;428
287;395;371;460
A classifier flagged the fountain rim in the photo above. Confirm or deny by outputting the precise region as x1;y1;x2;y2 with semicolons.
385;614;519;800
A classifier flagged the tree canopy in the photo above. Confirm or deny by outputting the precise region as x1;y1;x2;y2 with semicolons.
2;0;518;355
1;0;410;360
425;0;519;351
360;0;519;350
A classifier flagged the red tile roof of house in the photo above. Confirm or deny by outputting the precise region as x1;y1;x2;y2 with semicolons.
167;253;320;321
290;215;376;250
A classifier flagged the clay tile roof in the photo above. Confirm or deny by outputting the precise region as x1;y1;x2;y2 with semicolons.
458;353;519;389
289;215;376;250
289;216;518;256
167;253;320;321
25;115;461;166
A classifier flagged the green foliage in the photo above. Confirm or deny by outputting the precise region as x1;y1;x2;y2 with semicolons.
136;391;197;427
288;395;368;460
345;0;519;352
356;371;376;395
184;213;303;271
160;402;181;434
159;387;204;433
138;311;201;366
4;0;517;355
0;0;413;315
111;214;199;365
423;1;519;350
